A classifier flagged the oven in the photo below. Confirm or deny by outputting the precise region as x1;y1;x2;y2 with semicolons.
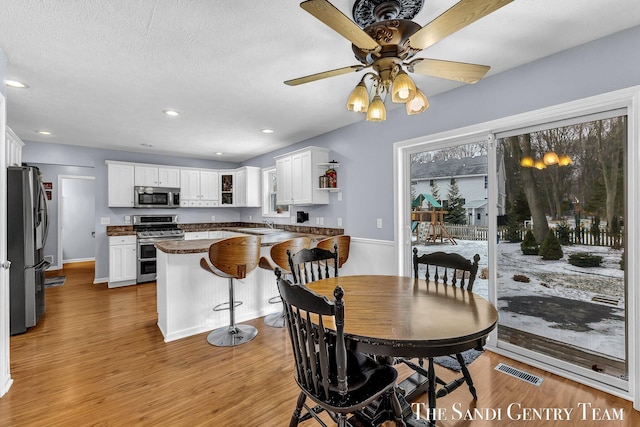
133;215;184;283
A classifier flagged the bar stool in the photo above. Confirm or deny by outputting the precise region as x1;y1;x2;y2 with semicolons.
258;237;311;328
316;235;351;268
199;235;261;346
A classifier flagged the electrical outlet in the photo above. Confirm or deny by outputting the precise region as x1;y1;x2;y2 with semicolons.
124;215;131;224
211;215;216;222
249;215;252;221
316;217;320;225
376;218;382;229
337;217;342;227
319;217;324;226
101;217;110;225
337;192;342;201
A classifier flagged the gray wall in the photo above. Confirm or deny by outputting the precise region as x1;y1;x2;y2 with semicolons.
20;25;640;282
60;177;95;262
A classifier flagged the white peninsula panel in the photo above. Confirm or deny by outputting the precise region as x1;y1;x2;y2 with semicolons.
156;243;278;342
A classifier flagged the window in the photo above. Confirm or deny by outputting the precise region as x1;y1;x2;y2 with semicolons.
262;167;289;217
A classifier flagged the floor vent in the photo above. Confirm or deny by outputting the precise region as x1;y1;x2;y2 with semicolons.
591;295;619;306
495;363;543;386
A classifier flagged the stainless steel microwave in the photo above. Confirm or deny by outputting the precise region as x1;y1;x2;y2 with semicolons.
134;187;180;208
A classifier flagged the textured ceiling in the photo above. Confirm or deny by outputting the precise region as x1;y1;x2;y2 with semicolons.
2;0;640;162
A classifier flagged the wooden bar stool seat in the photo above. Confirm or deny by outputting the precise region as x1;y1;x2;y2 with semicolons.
258;237;310;328
200;235;261;346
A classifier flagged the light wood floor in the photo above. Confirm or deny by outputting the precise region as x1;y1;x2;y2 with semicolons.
0;261;638;426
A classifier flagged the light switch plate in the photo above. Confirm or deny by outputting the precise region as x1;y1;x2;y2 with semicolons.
337;192;342;201
101;217;111;225
337;217;343;227
376;218;382;229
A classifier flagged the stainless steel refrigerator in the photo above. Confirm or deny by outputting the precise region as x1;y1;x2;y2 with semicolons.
7;165;50;335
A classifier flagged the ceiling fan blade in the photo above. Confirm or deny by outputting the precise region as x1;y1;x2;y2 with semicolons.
408;58;490;83
284;65;365;86
300;0;380;53
407;0;513;51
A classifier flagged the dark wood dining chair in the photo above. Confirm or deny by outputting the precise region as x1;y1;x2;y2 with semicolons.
276;271;405;427
287;245;338;285
258;237;311;327
199;235;261;346
315;235;351;268
406;247;482;401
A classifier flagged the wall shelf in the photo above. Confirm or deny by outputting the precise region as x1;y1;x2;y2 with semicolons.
316;187;341;192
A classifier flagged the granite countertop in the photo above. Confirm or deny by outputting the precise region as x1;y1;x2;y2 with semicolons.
155;231;328;254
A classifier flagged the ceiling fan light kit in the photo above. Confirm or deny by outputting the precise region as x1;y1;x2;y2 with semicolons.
288;0;513;122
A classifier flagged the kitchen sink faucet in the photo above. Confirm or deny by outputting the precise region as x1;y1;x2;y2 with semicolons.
263;220;275;229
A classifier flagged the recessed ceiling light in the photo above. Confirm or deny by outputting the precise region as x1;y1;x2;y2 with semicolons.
163;110;180;117
36;130;52;135
5;80;29;88
261;128;274;134
215;152;223;156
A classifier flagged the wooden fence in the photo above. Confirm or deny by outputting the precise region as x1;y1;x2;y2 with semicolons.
436;224;624;248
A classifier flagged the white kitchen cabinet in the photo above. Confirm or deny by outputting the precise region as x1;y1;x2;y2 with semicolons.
134;165;158;186
6;127;24;167
220;172;234;206
107;161;135;207
135;165;180;187
275;146;329;205
158;167;180;187
275;155;292;205
234;166;261;207
180;168;219;207
108;235;137;287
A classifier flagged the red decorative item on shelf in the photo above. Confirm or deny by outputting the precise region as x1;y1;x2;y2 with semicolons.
325;164;337;188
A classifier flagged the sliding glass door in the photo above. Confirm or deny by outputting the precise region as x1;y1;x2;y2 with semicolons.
409;138;491;300
495;112;628;389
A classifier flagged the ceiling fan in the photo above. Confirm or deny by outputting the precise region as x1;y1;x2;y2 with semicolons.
285;0;513;121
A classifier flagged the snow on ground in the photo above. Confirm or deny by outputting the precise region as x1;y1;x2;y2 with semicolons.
414;240;625;360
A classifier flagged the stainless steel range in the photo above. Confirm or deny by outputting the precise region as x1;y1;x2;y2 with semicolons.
133;215;184;283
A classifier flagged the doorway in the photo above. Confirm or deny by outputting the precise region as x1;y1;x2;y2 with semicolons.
58;176;95;265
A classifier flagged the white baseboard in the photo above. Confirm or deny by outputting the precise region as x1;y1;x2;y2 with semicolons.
63;257;95;264
93;277;108;285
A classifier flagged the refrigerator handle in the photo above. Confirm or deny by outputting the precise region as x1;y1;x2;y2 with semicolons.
39;180;50;247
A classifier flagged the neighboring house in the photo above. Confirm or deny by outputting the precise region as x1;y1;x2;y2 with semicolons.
410;155;506;227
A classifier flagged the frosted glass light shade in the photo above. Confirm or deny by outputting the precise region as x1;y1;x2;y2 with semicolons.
346;81;369;113
406;89;429;115
366;95;386;122
391;71;416;103
520;156;534;167
543;151;559;165
558;154;572;166
534;160;547;170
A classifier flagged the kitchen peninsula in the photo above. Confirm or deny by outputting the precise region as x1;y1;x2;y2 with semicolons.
152;226;333;342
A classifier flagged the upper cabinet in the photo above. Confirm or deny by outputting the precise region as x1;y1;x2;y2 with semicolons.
6;127;25;167
180;168;219;207
275;146;329;205
135;165;180;187
235;166;261;207
107;161;135;207
106;161;260;208
220;166;261;207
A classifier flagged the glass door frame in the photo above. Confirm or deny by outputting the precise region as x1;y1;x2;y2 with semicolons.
393;86;640;409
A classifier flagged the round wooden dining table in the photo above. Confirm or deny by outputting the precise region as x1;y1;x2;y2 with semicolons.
305;275;499;427
306;275;498;359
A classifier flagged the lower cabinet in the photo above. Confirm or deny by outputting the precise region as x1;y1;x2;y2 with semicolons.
108;236;137;287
